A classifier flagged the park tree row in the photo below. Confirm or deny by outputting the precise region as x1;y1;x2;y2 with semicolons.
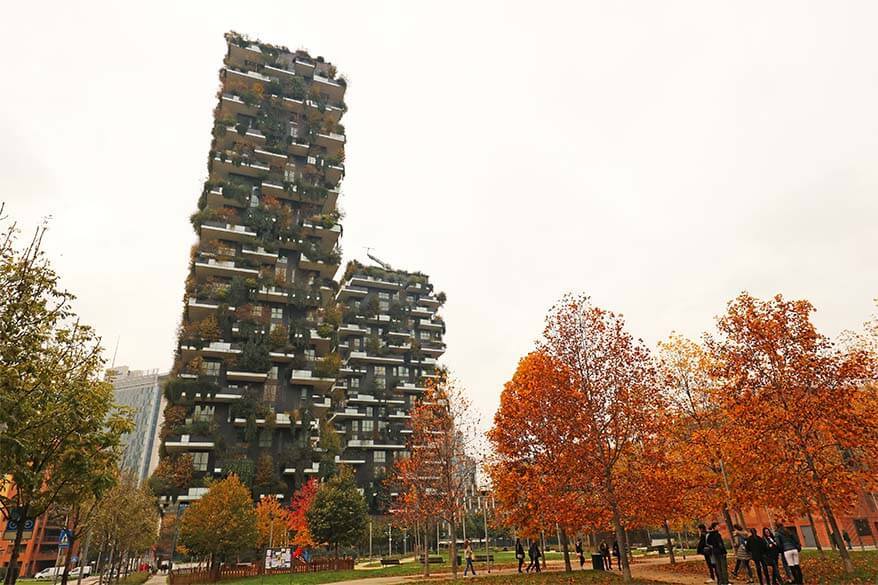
488;292;878;583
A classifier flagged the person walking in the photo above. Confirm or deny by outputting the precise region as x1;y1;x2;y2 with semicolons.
696;523;717;584
463;539;476;576
515;538;525;573
612;540;621;570
599;540;611;570
774;523;803;585
526;540;541;573
746;528;769;585
706;522;729;585
843;530;853;550
575;538;585;569
731;525;754;582
761;528;782;585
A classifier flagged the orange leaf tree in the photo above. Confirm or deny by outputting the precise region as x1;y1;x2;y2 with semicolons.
256;496;291;549
537;293;664;583
705;293;878;574
389;371;479;579
287;479;317;548
488;350;607;572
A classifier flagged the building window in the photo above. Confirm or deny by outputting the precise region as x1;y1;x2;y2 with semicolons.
269;366;278;380
192;452;209;472
379;300;389;311
202;361;221;377
379;292;390;300
362;420;374;432
251;305;263;317
271;307;283;320
350;377;360;389
259;429;272;448
374;451;386;463
420;331;430;340
193;405;214;422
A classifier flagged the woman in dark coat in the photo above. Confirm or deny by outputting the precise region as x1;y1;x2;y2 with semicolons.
515;538;525;573
761;528;782;585
746;528;769;585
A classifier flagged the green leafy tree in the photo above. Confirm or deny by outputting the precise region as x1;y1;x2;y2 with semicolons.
178;475;257;577
306;467;368;558
0;211;132;585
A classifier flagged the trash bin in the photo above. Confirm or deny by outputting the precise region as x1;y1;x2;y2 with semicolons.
591;553;605;571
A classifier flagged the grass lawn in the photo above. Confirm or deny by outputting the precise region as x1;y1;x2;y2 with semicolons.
409;570;663;584
654;549;878;583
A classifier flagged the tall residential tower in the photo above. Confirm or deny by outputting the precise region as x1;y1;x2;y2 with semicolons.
155;32;347;507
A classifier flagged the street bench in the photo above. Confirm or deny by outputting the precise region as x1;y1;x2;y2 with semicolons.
379;559;400;566
417;556;444;564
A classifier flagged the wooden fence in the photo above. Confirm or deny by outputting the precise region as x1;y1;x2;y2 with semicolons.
169;559;355;585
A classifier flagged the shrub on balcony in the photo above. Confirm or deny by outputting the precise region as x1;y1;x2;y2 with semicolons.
316;322;334;339
314;353;341;379
238;338;271;372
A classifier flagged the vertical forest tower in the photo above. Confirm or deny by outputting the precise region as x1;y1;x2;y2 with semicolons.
155;33;446;514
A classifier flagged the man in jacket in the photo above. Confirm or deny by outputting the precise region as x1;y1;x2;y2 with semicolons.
706;522;729;585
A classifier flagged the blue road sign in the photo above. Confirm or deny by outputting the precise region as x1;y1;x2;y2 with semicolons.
59;529;72;548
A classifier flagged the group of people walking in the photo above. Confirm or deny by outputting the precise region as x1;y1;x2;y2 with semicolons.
514;538;544;573
697;522;804;585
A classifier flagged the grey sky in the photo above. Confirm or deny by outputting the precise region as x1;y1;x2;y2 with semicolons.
3;1;877;428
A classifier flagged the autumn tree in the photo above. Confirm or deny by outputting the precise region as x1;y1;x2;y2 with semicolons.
488;351;607;573
706;293;878;574
256;496;290;550
537;293;664;583
0;211;132;585
178;475;258;578
91;474;159;585
657;334;745;538
287;479;317;548
306;467;367;562
390;372;479;579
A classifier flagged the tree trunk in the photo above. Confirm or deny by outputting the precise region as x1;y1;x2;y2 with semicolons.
422;524;430;577
721;504;736;542
60;533;75;585
448;519;458;578
560;526;572;572
609;499;632;583
4;503;30;585
804;507;823;554
820;501;854;573
623;526;633;564
663;520;675;564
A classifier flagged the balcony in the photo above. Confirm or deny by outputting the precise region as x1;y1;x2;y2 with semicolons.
254;148;287;165
301;222;342;251
310;330;331;352
422;343;446;358
264;64;296;81
349;351;404;365
283;462;320;476
227;43;266;68
388;412;411;420
223;67;273;90
181;389;243;402
331;408;366;420
419;318;444;331
194;258;259;279
200;221;257;243
336;285;368;301
314;132;345;156
387;330;412;340
324;163;344;186
220;94;257;118
294;58;315;76
211;155;270;179
206;186;247;209
241;245;278;263
164;434;215;452
348;276;401;291
298;254;338;279
338;324;367;337
181;341;242;359
311;396;331;412
420;296;441;308
186;298;233;320
226;370;269;383
217;125;265;150
313;74;345;102
397;383;427;394
232;413;292;428
410;307;433;318
346;439;405;451
387;343;412;354
268;350;298;362
334;455;366;465
255;286;287;302
290;369;335;391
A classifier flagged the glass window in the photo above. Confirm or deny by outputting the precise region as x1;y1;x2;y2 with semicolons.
271;307;283;320
350;378;360;388
420;331;430;340
374;451;386;463
259;429;272;448
192;452;209;472
251;305;263;317
362;420;374;432
202;361;221;377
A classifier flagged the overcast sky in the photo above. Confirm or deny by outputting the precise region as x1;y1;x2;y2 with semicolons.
3;1;877;429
